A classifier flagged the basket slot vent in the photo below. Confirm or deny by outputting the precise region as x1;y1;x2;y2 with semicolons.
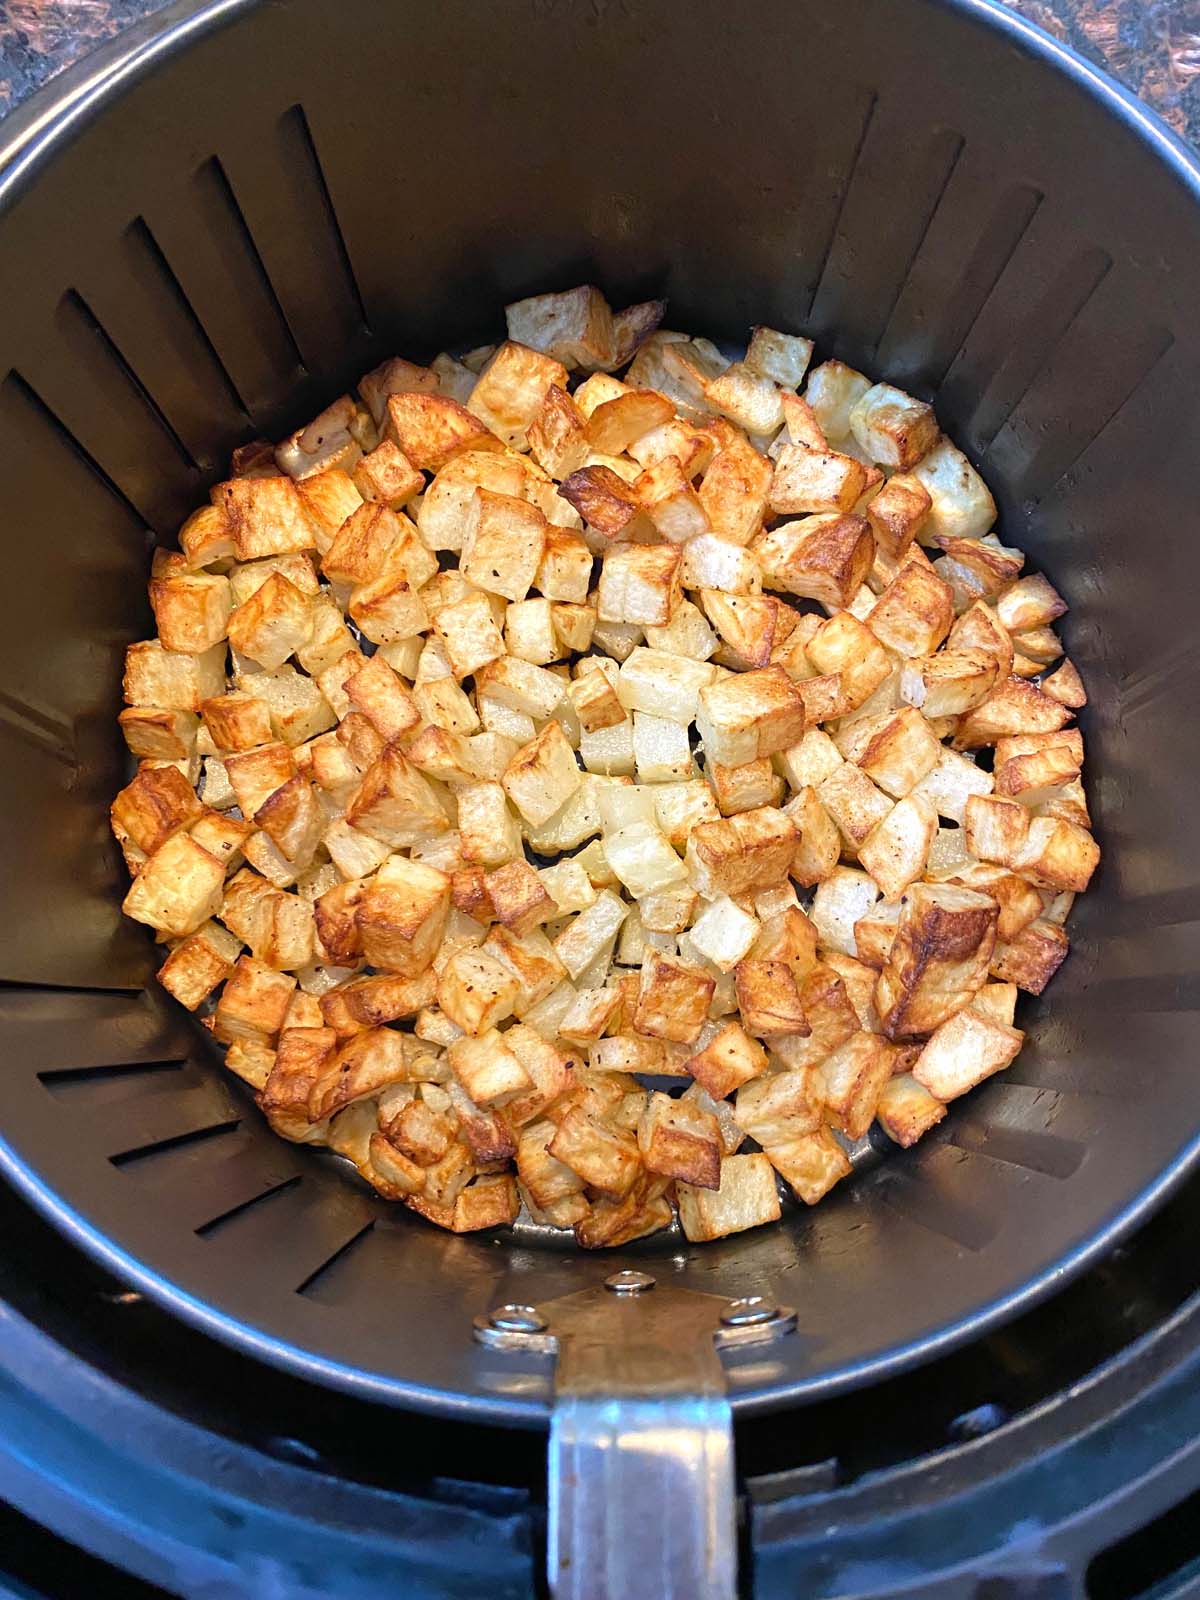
186;1171;378;1293
38;1059;186;1091
215;105;372;387
877;1144;999;1252
938;223;1112;457
945;1123;1086;1180
876;177;1044;394
195;1172;304;1237
295;1218;377;1298
807;111;965;362
109;1117;242;1169
0;988;189;1071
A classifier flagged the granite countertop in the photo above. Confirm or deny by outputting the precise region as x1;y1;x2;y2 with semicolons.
1;0;1199;144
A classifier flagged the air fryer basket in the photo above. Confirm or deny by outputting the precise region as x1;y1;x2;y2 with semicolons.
0;0;1198;1425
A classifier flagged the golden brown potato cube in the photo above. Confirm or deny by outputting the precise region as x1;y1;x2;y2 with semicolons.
947;601;1015;681
352;439;423;509
707;755;782;815
226;572;312;671
1012;816;1099;893
260;1025;338;1139
504;285;616;370
157;920;241;1010
696;666;806;766
686;805;798;900
384;390;501;471
215;475;320;560
148;574;232;655
451;865;494;922
485;860;556;934
179;502;237;568
995;573;1067;635
769;444;870;516
190;809;250;873
867;562;954;659
224;742;295;820
818;1030;895;1139
815;763;893;852
808;611;894;711
734;958;808;1037
294;467;362;549
569;669;625;733
963;793;1032;868
548;1106;641;1199
124;639;227;713
637;1091;722;1189
685;1020;769;1100
677;1152;781;1241
348;567;429;645
954;675;1072;748
912;1006;1024;1100
307;1027;411;1121
994;744;1081;805
781;787;841;887
597;542;682;627
704;361;784;434
342;655;419;743
559;464;653;542
875;882;999;1040
312;878;367;965
526;383;589;479
900;649;1000;719
404;725;476;786
321;501;407;587
848;706;943;799
634;950;715;1045
752;901;818;973
990;916;1069;994
866;472;932;558
447;1173;520;1232
700;590;778;670
1041;658;1087;709
732;1067;821;1146
876;1074;947;1147
111;763;204;854
447;1027;530;1106
362;1132;426;1199
947;865;1042;942
438;948;520;1035
460;489;547;602
535;526;593;605
457;780;523;866
346;745;448;849
223;1035;277;1091
359;354;438;425
466;341;568;449
356;857;450;976
213;955;296;1043
430;591;505;681
699;435;773;546
765;1127;851;1205
751;512;873;609
848;383;939;470
586;387;675;455
858;794;938;901
253;775;324;863
200;692;273;752
228;552;319;607
502;721;583;826
320;971;438;1035
851;904;900;969
634;456;710;544
387;1096;457;1165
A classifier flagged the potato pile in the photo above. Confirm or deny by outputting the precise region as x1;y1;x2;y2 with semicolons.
111;284;1097;1248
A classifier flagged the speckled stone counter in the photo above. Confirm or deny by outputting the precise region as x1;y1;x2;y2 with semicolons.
1;0;1197;142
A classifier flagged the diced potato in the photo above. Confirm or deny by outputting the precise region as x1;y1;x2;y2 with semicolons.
467;340;568;450
689;895;760;972
875;882;999;1039
502;721;583;826
676;1153;781;1241
764;1127;851;1205
751;512;873;609
909;437;996;545
912;1006;1024;1100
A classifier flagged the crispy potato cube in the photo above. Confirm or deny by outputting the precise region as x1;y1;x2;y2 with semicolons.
597;542;682;627
875;882;999;1039
994;744;1081;805
696;667;805;767
995;574;1067;635
848;383;938;470
527;383;589;478
701;591;779;669
634;456;710;544
1041;658;1086;709
157;920;241;1009
384;391;500;471
805;360;872;441
348;567;429;645
200;692;273;753
751;512;873;609
460;490;547;602
734;958;807;1037
179;502;237;568
559;464;653;541
124;639;227;712
702;361;782;435
858;794;938;901
342;654;419;742
437;948;520;1035
455;780;523;866
447;1027;529;1105
963;794;1032;868
320;971;437;1035
466;341;567;449
258;1024;338;1138
586;387;675;454
816;763;893;852
476;655;565;720
320;502;407;586
876;1072;948;1147
216;476;320;560
149;573;232;654
484;860;555;934
686;806;797;899
637;1091;722;1189
765;1127;851;1205
502;721;582;826
698;435;773;545
911;748;994;824
909;437;996;545
867;563;954;659
352;438;423;510
483;925;568;1014
517;1117;587;1208
901;649;1000;719
355;857;450;976
947;600;1015;678
226;572;312;671
112;763;204;854
866;472;932;559
745;326;814;388
752;903;818;975
808;611;894;712
570;670;625;733
912;1006;1024;1099
347;746;448;848
846;706;943;799
650;779;721;849
1012;816;1099;893
818;1030;894;1139
549;1107;641;1199
504;284;618;370
214;955;296;1043
634;950;715;1044
769;444;869;516
991;917;1069;993
690;895;761;972
307;1028;414;1122
550;602;596;654
252;774;323;864
706;755;781;815
677;1153;781;1241
685;1021;768;1099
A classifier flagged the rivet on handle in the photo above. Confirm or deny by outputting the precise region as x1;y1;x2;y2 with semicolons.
604;1270;656;1295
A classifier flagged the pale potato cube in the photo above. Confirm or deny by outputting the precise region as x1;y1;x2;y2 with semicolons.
216;475;320;560
344;654;420;742
456;780;523;866
677;1153;781;1241
745;327;814;388
765;1127;851;1204
617;647;716;724
912;1007;1024;1100
476;655;565;719
120;831;228;939
554;891;629;980
579;717;637;777
448;1028;531;1105
848;383;938;471
689;895;760;972
459;490;547;602
438;949;520;1035
811;866;881;957
597;542;682;627
808;611;894;712
681;532;762;594
504;597;559;665
539;858;598;916
775;729;843;792
844;706;942;799
876;1074;947;1147
502;721;583;826
633;713;693;782
910;437;996;545
911;748;994;825
900;648;1000;718
818;1029;895;1139
635;456;710;544
769;444;870;516
652;779;722;847
857;794;938;902
124;639;227;713
804;361;872;442
704;361;784;435
706;756;782;815
226;572;312;671
603;820;687;899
